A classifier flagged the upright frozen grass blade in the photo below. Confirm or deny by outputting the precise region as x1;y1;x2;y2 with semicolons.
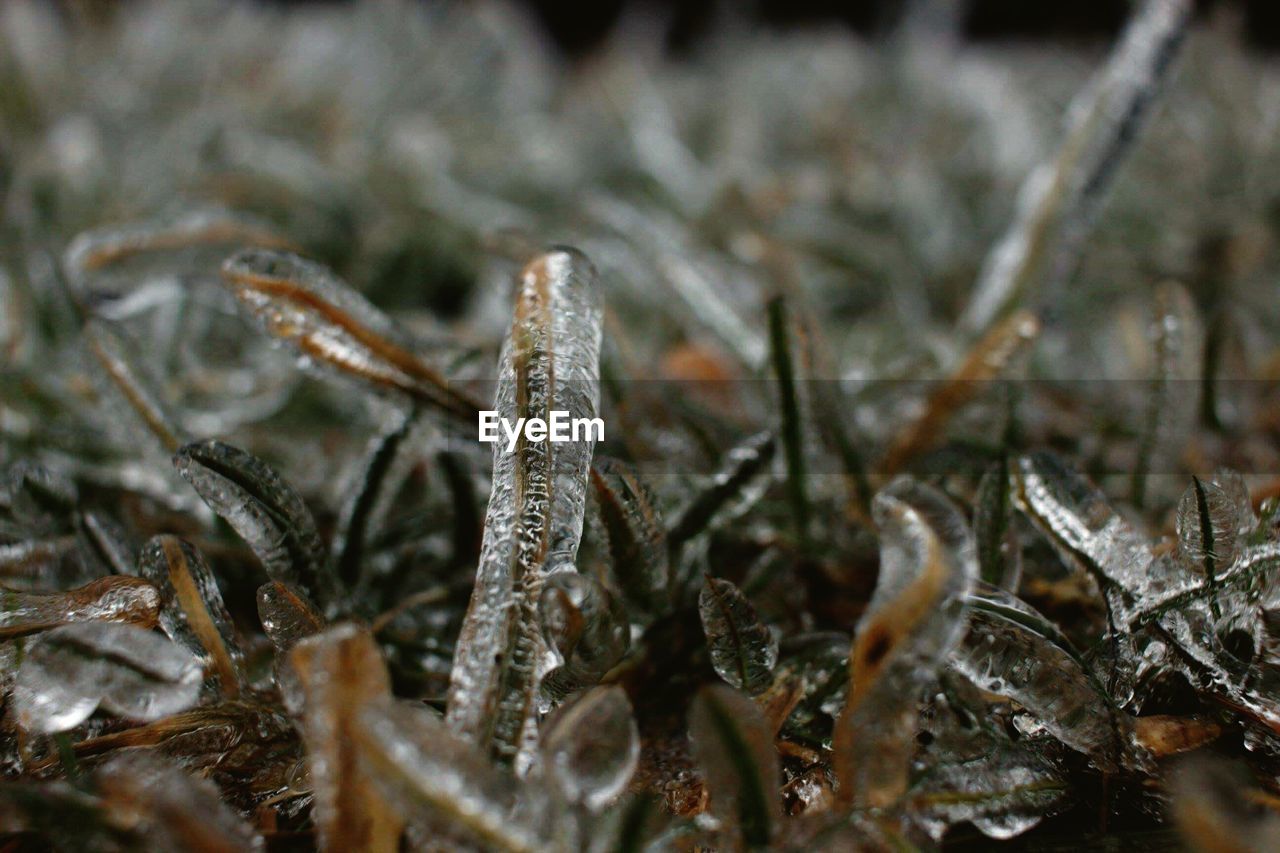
13;622;203;733
138;535;245;697
174;439;329;607
222;249;479;422
698;576;778;696
961;0;1192;334
290;625;403;853
766;294;810;545
833;479;977;809
689;684;780;850
974;457;1021;590
446;248;602;772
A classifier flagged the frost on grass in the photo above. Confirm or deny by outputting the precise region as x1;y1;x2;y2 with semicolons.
4;0;1280;848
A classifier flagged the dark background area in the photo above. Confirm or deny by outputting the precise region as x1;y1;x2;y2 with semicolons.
265;0;1280;57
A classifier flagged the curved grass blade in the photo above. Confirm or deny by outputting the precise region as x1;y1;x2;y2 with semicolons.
688;684;780;849
64;207;287;280
447;248;602;772
13;622;203;734
222;249;479;422
833;479;977;809
1176;474;1246;621
698;576;778;696
540;685;639;812
290;625;402;853
173;439;329;606
138;535;245;697
330;408;421;595
0;576;161;639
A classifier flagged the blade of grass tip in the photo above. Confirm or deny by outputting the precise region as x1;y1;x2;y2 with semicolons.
446;247;602;773
959;0;1192;337
767;294;810;546
882;309;1039;477
667;431;777;554
221;249;481;423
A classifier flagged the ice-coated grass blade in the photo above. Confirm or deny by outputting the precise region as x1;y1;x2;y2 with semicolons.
882;309;1039;476
1175;474;1246;621
446;248;602;772
833;479;977;809
290;625;403;853
667;431;776;552
951;583;1136;771
974;457;1020;590
64;207;288;280
330;408;420;594
960;0;1192;335
96;753;264;853
591;458;669;618
356;700;558;852
698;576;778;696
1132;281;1200;508
84;318;184;453
539;685;639;812
766;294;810;545
13;621;203;734
173;439;329;606
138;535;245;697
688;683;780;849
75;510;137;577
222;249;479;422
0;576;160;639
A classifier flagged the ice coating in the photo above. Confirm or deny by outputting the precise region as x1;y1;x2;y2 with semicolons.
174;439;328;605
138;535;245;696
538;572;630;707
446;247;602;772
961;0;1193;334
952;583;1136;771
291;625;402;853
540;685;639;812
834;480;977;810
0;575;161;638
357;700;558;852
84;318;184;453
256;580;326;654
222;249;478;422
699;576;778;695
12;621;203;733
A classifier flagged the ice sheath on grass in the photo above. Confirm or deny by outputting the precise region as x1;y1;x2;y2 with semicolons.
446;248;603;773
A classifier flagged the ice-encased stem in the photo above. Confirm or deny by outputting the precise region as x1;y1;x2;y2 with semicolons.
960;0;1191;336
446;248;602;773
